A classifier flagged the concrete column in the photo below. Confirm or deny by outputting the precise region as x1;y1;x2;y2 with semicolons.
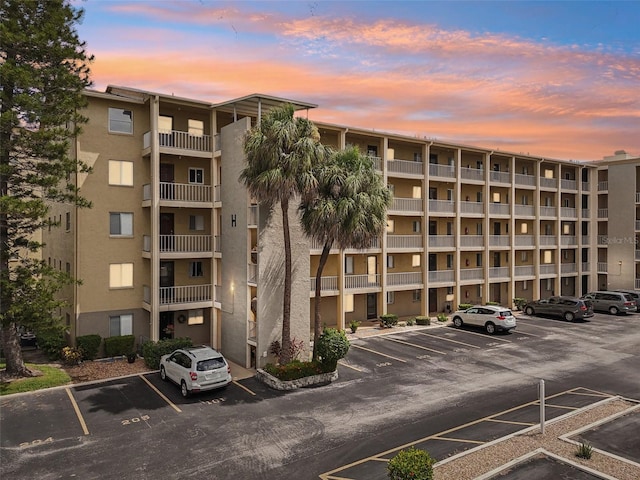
150;96;160;341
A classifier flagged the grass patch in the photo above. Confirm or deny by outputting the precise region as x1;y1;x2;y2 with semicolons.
0;363;71;395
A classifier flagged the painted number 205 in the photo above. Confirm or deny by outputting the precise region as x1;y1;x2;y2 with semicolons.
121;415;150;425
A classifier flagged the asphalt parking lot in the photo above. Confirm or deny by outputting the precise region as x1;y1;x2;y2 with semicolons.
1;311;639;479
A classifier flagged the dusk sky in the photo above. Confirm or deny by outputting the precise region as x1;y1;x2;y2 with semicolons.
76;1;639;161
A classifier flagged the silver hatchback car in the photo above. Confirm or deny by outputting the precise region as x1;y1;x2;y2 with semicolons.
452;305;517;334
160;346;232;397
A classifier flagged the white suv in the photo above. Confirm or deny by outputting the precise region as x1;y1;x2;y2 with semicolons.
160;346;232;397
452;305;517;334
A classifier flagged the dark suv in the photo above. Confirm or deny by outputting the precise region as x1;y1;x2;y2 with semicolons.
523;296;594;322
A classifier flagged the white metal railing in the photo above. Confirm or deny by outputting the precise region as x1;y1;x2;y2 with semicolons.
561;236;577;246
461;167;484;182
387;235;423;249
636;192;640;203
345;237;380;251
143;235;151;252
159;182;211;202
598;181;608;191
635;221;640;231
214;184;221;202
515;235;534;246
428;199;455;213
515;205;535;216
214;235;221;252
460;201;484;214
598;209;608;218
561;179;577;190
368;156;382;171
428;270;455;283
540;177;557;189
460;268;484;281
156;130;212;152
597;262;608;273
539;265;556;275
248;205;258;226
540;235;557;245
490;171;511;183
214;285;221;303
597;235;607;245
247;319;256;339
310;276;339;292
561;263;577;273
581;262;590;272
581;209;590;218
143;184;151;201
489;235;510;247
561;207;577;218
489;267;509;278
428;235;455;248
514;173;535;186
582;182;590;191
540;206;556;217
248;263;257;284
159;284;212;305
514;265;534;277
159;235;211;252
460;235;484;247
387;159;423;176
636;251;640;261
387;272;423;286
391;197;423;213
489;203;510;215
143;131;151;149
344;274;381;289
429;163;455;178
581;235;590;244
143;285;150;303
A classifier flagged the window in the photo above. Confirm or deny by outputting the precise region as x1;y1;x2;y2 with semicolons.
413;152;422;162
66;313;71;326
345;256;354;274
109;314;133;336
387;291;395;304
546;278;553;291
65;212;71;231
544;169;554;179
428;187;437;200
189;168;204;184
110;213;133;236
188;119;204;136
386;219;395;233
108;108;133;134
412;220;421;233
521;195;528;205
412;186;421;199
189;215;204;231
110;263;133;288
446;254;453;269
344;294;354;313
413;290;421;302
521;251;528;261
188;309;204;325
387;255;394;268
66;262;70;274
189;261;203;277
412;254;421;267
109;160;133;186
492;192;501;203
158;115;173;133
476;253;482;267
521;223;528;234
563;223;571;234
476;192;482;202
544;250;552;264
522;281;528;290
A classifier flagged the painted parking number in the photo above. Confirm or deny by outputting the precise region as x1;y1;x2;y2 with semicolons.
121;415;150;426
200;397;226;405
376;362;392;367
20;437;53;448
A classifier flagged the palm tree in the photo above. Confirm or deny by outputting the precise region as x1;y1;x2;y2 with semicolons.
300;146;391;360
240;104;327;364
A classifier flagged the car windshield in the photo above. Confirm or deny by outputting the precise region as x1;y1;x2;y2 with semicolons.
197;357;226;371
623;294;634;301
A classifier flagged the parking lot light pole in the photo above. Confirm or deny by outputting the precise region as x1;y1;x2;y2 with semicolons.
539;379;545;434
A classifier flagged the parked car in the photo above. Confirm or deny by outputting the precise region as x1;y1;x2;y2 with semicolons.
160;346;232;397
613;289;640;308
581;291;637;315
523;296;594;322
452;305;516;334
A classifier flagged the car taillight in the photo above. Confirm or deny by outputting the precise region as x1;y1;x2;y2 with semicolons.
624;302;633;306
580;305;586;310
497;315;506;320
190;372;198;381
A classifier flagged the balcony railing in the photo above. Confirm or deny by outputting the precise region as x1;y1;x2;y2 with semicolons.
582;182;590;191
247;319;256;340
460;235;484;247
489;203;510;215
561;179;577;190
429;163;455;178
387;159;423;176
391;197;423;213
540;206;556;217
461;167;484;182
157;235;211;253
514;173;535;186
514;235;534;247
636;192;640;203
514;265;534;277
387;235;423;249
214;184;221;202
428;235;455;248
489;267;509;279
598;209;608;218
490;171;510;184
636;279;640;290
460;268;484;281
150;182;211;203
636;251;640;261
561;207;577;218
539;265;556;275
597;262;608;273
248;205;258;226
561;263;577;273
540;235;557;246
214;235;221;252
144;130;212;152
598;181;608;191
581;262;590;272
635;221;640;231
310;276;338;293
387;272;423;286
597;235;607;245
428;199;455;213
515;205;535;216
158;284;212;305
581;235;590;244
368;155;382;171
248;263;257;284
581;209;590;218
428;270;454;283
489;235;510;247
540;177;557;189
460;201;484;215
561;235;577;246
344;274;381;289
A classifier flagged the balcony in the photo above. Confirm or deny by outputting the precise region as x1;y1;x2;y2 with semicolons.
429;163;455;179
539;264;556;275
142;182;212;204
387;272;423;287
597;262;608;273
636;250;640;261
514;235;534;247
460;201;484;215
310;276;339;294
368;155;382;171
344;274;381;290
514;265;534;277
460;235;484;248
560;235;577;246
248;263;257;284
460;268;484;281
489;203;510;216
598;181;608;191
515;205;535;216
636;221;640;231
636;278;640;290
489;235;510;247
561;179;577;190
540;235;557;246
581;262;590;272
597;235;607;246
428;270;454;284
539;206;556;217
636;192;640;203
387;159;423;176
540;177;557;189
597;209;608;218
390;197;423;214
461;167;484;182
489;267;509;279
581;209;590;218
582;182;590;192
248;205;258;227
561;207;577;218
581;235;590;245
490;171;510;184
428;235;455;249
428;199;455;214
514;173;535;187
561;263;577;274
149;235;212;254
387;234;423;250
147;284;213;306
143;130;212;154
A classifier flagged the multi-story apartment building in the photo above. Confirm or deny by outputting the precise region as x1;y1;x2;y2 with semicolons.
42;85;639;369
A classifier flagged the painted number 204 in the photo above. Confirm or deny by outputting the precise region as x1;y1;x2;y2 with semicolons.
20;437;53;448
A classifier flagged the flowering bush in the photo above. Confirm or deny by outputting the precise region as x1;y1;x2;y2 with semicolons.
62;346;83;366
387;447;434;480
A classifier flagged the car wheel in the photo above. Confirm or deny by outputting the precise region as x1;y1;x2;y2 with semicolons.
485;322;496;334
564;312;575;322
525;307;534;316
609;306;619;315
160;366;167;381
453;317;463;328
180;380;190;398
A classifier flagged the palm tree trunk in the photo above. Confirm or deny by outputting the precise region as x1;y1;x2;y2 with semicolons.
279;197;293;364
1;323;33;377
312;241;332;361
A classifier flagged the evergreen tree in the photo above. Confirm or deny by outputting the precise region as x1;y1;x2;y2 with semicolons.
0;0;93;376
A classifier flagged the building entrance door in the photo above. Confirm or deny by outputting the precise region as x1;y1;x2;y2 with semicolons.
366;293;377;319
160;213;174;251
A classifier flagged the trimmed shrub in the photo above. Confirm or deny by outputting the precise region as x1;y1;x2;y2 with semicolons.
37;328;67;360
379;313;398;328
437;313;448;322
316;327;350;371
104;335;135;357
76;334;102;360
263;360;331;381
405;318;415;326
486;301;499;306
142;337;193;370
349;320;361;333
458;303;473;311
513;297;528;311
415;316;430;326
387;447;435;480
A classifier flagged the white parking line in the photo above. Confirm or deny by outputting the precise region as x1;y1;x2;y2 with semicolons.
448;327;512;343
513;330;542;338
139;374;182;413
413;331;481;349
352;344;407;363
381;336;447;355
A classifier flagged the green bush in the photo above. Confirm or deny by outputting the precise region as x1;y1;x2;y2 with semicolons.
76;334;102;360
379;313;398;328
142;337;193;369
513;297;528;310
104;335;135;357
437;313;448;322
62;346;83;366
349;320;361;333
263;360;332;381
458;303;473;311
37;328;67;360
405;318;415;326
576;440;593;459
316;327;350;371
486;301;499;306
387;447;435;480
415;316;430;326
